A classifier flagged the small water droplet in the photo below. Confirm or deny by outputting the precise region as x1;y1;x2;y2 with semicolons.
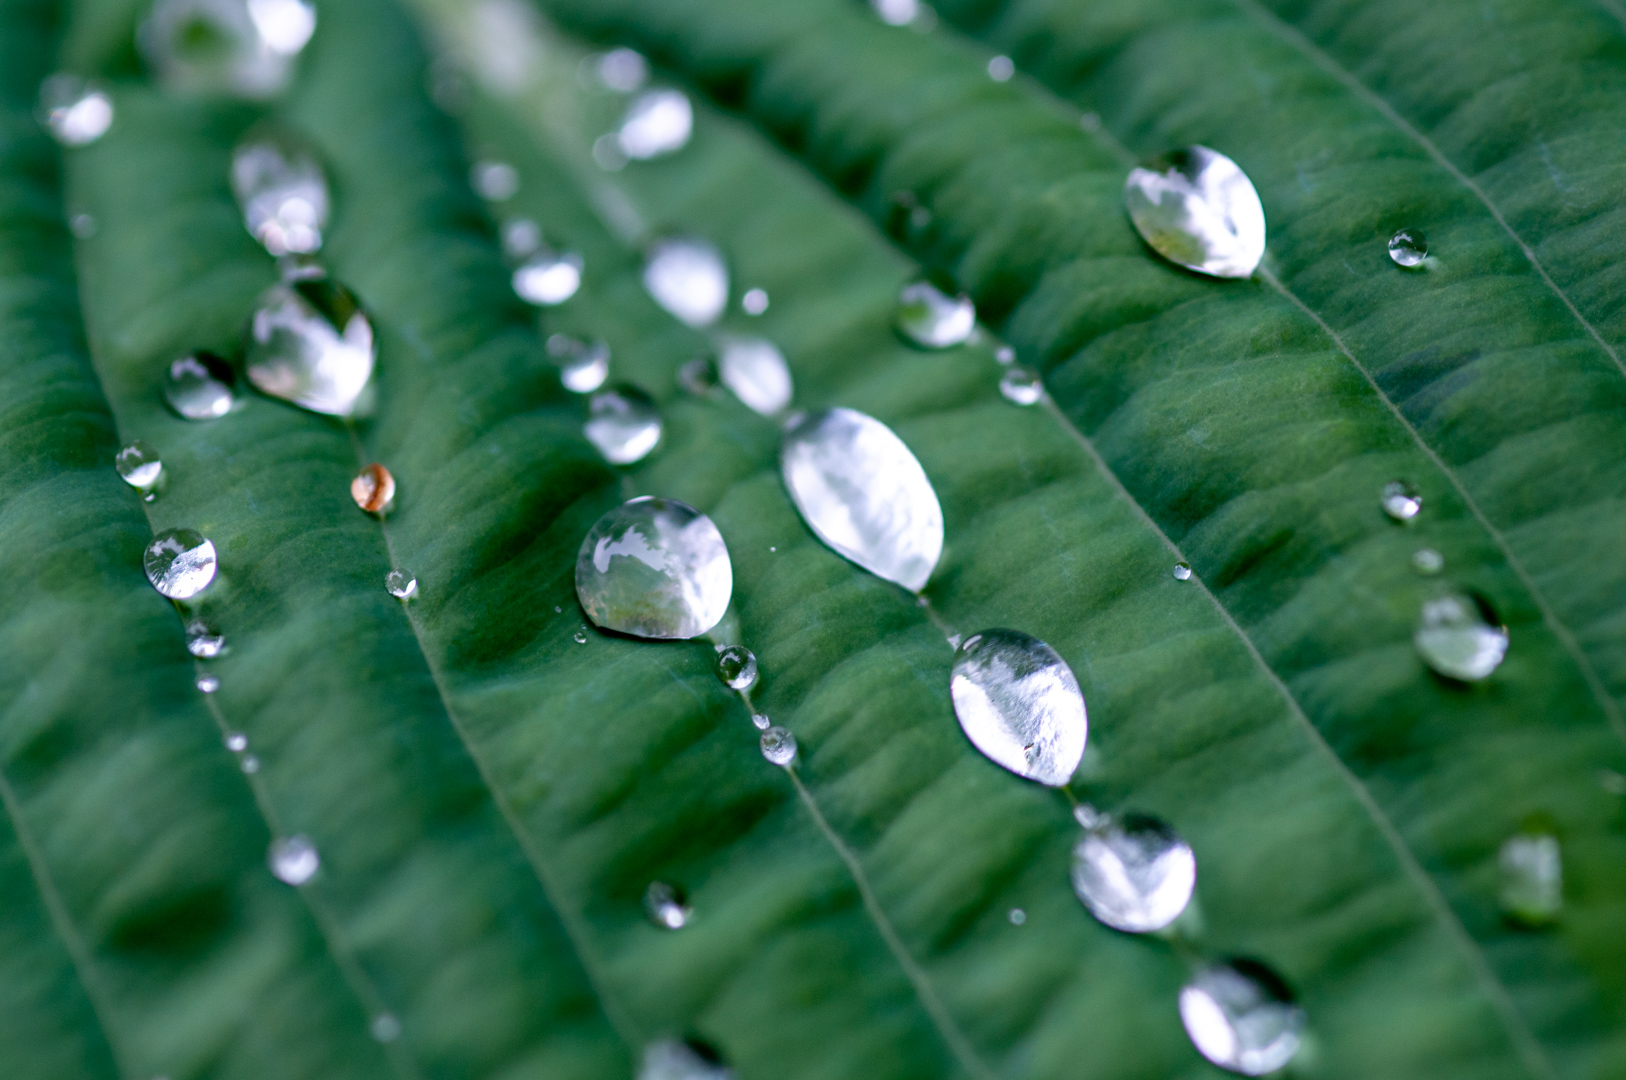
950;629;1086;786
115;441;164;496
715;644;758;691
38;74;113;146
196;674;220;694
1073;803;1104;828
554;605;563;613
1381;479;1422;522
585;385;662;464
1412;547;1444;575
894;276;975;349
246;277;375;416
139;0;314;99
1071;811;1195;932
780;408;943;591
187;619;227;658
998;365;1042;405
1180;960;1304;1076
513;249;583;306
750;713;771;731
1500;832;1562;926
1414;591;1507;682
573;628;589;644
871;0;920;25
385;569;418;600
471;159;519;201
618;88;693;160
268;835;319;885
717;337;793;415
987;55;1015;81
639;1039;733;1080
351;464;395;514
163;351;237;420
241;754;260;773
597;47;649;92
677;356;719;397
741;287;769;315
644;237;729;328
576;497;732;639
760;725;797;766
547;334;610;393
1388;228;1428;268
994;345;1015;365
70;213;97;239
232;133;328;256
1007;907;1026;925
644;881;692;929
370;1013;401;1043
502;217;542;259
1172;561;1193;581
1125;146;1266;279
224;731;248;752
144;529;217;600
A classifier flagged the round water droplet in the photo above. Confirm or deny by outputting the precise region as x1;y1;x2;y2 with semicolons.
385;569;418;600
144;529;217;600
750;713;771;731
502;217;542;259
1388;228;1428;268
1125;147;1266;279
640;1039;733;1080
871;0;919;26
741;287;769;315
38;74;113;146
115;441;164;495
715;644;758;691
717;337;793;415
70;213;97;239
246;277;375;416
760;725;797;766
677;356;719;397
548;334;610;393
618;88;693;160
232;133;327;255
1008;907;1026;925
1412;547;1444;575
576;497;732;640
186;619;227;658
351;463;395;514
241;754;260;773
1499;832;1561;926
994;345;1015;365
196;674;220;694
998;365;1042;405
950;629;1086;786
585;386;662;465
573;628;589;644
644;238;728;328
139;0;314;99
780;408;944;591
513;250;583;306
1179;960;1304;1076
987;55;1015;81
370;1013;401;1043
470;159;518;201
894;276;975;349
224;731;247;752
1381;479;1422;522
1415;591;1507;682
1071;812;1195;933
644;881;692;929
597;47;648;92
163;351;237;420
268;834;319;885
1172;562;1193;581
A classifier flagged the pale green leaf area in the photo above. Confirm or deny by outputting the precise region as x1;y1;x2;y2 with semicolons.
1;0;1623;1078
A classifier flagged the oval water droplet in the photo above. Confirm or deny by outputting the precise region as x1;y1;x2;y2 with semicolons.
1172;562;1193;581
246;277;375;416
715;644;758;691
232;133;327;255
644;881;692;929
760;725;797;766
1179;960;1304;1076
1500;832;1561;926
1414;591;1507;682
1388;228;1428;268
640;1039;733;1080
547;334;610;393
1125;147;1266;279
1007;907;1026;925
224;731;247;752
1412;547;1444;575
576;497;732;640
351;464;395;514
385;569;417;600
750;712;771;731
894;276;975;349
1071;811;1195;933
618;88;693;160
998;365;1042;405
1381;479;1422;522
163;351;238;420
144;529;217;600
741;287;769;315
585;385;662;465
268;835;319;885
780;408;943;591
38;74;113;146
644;238;728;328
987;55;1015;82
196;674;220;694
717;336;793;415
597;47;649;93
573;628;589;644
115;441;164;495
513;249;583;306
470;159;518;201
186;619;227;658
950;629;1086;786
139;0;314;99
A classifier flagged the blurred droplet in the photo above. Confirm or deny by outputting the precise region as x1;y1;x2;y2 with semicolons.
1007;908;1026;925
144;529;217;600
1500;833;1562;926
186;619;226;658
1172;562;1192;581
38;74;113;146
715;644;758;691
760;725;797;766
386;569;417;601
163;351;237;420
370;1013;401;1043
639;1039;733;1080
139;0;314;99
231;133;327;256
224;731;247;752
994;345;1015;365
246;0;316;53
351;464;395;514
576;497;732;639
246;277;375;416
70;213;97;239
644;882;691;929
894;276;974;349
241;754;260;773
1415;591;1507;682
618;89;693;160
470;159;519;201
196;674;220;694
573;628;589;644
1125;147;1266;279
998;365;1042;405
1412;548;1444;575
597;47;649;92
502;217;542;259
741;287;769;315
116;441;164;497
268;835;319;885
1071;810;1195;932
1179;960;1304;1076
950;629;1086;786
644;238;728;328
750;713;771;731
678;356;719;397
1388;228;1428;268
717;337;793;415
513;250;583;306
592;133;628;172
585;385;662;465
1381;480;1422;522
548;334;610;393
987;55;1014;81
870;0;920;26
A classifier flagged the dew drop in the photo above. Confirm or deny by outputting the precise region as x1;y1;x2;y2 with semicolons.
116;441;164;496
1179;960;1304;1076
1172;562;1193;581
998;365;1042;405
715;644;758;691
894;276;975;349
780;408;943;591
502;217;542;259
241;754;260;774
268;835;319;885
1071;810;1195;933
38;74;113;146
1414;591;1507;682
994;345;1015;365
1125;146;1266;279
370;1013;401;1043
618;88;693;160
987;55;1015;82
760;725;797;766
750;713;771;731
644;238;729;328
224;731;247;752
187;619;227;658
196;674;220;694
385;569;418;601
246;277;375;416
717;337;794;415
163;351;238;420
741;287;769;315
644;881;692;929
1007;907;1026;925
950;629;1086;786
470;159;519;201
548;334;610;393
139;0;314;99
1500;832;1562;926
1381;479;1422;522
1412;547;1444;575
871;0;919;25
597;47;649;93
232;133;327;256
677;357;719;397
576;497;732;640
585;385;662;464
639;1039;733;1080
70;213;97;239
573;628;589;644
144;529;218;600
1388;228;1428;268
351;464;395;514
513;249;583;306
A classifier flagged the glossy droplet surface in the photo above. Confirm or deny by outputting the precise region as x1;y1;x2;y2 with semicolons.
717;337;793;415
164;351;237;420
1179;960;1304;1076
644;882;691;929
144;529;217;600
351;464;395;514
585;386;662;465
987;55;1015;81
1172;562;1193;581
38;74;113;146
894;277;975;349
760;726;797;766
140;0;315;99
751;713;771;731
1500;833;1562;926
386;569;417;600
246;278;375;416
186;619;226;658
741;287;769;315
1415;591;1508;682
998;366;1042;405
513;250;583;306
116;441;163;494
871;0;920;26
1125;147;1266;279
950;629;1086;786
548;334;610;393
644;238;728;328
196;674;220;694
1389;228;1428;268
618;88;693;160
780;408;943;591
715;644;758;691
224;731;247;752
640;1039;733;1080
575;497;732;640
268;835;319;885
1381;480;1422;522
232;134;327;255
1071;811;1195;932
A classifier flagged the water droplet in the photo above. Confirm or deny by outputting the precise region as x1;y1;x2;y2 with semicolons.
639;1039;733;1080
618;88;693;160
741;287;769;315
513;249;583;306
597;47;648;92
1180;960;1304;1076
585;385;662;465
592;133;628;172
573;628;589;644
715;644;758;691
38;74;113;146
232;133;327;255
644;881;692;929
502;217;542;259
139;0;315;99
1071;811;1195;932
1388;228;1428;268
1007;907;1026;925
241;754;260;773
750;713;771;731
1412;547;1444;575
1414;591;1507;682
186;619;227;658
871;0;920;26
247;0;316;53
548;334;610;393
224;731;247;752
987;55;1015;81
576;497;733;639
351;464;395;514
115;441;164;496
677;357;719;397
780;408;943;591
994;345;1015;365
246;277;375;416
717;337;794;415
163;351;237;420
370;1013;401;1043
470;159;518;201
1172;561;1193;581
950;629;1086;786
1125;146;1266;279
894;276;975;349
998;365;1042;405
760;725;797;766
1500;832;1562;926
644;238;728;328
385;569;418;600
144;529;218;600
196;674;220;694
1599;769;1626;796
1381;479;1422;522
268;835;319;885
70;213;97;239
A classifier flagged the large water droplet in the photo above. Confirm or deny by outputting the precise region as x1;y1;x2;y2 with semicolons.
1388;228;1428;268
38;74;113;146
139;0;315;99
386;569;417;600
1500;832;1562;926
618;88;693;160
548;334;611;393
998;365;1042;405
760;726;797;766
715;644;758;691
1414;591;1507;682
115;441;164;496
351;463;395;514
1071;811;1195;932
1125;147;1266;279
716;336;793;415
163;351;238;420
949;629;1085;786
268;835;319;885
1179;960;1304;1076
513;249;583;306
575;497;732;640
780;408;943;591
894;276;975;349
644;881;692;929
644;238;728;328
186;619;227;658
1381;479;1422;522
585;386;662;465
144;529;217;600
639;1039;733;1080
231;133;328;256
597;47;649;93
246;277;375;416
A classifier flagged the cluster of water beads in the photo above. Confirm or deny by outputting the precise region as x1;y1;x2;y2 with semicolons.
644;881;692;929
1414;590;1508;682
231;133;328;256
949;629;1086;786
549;334;611;393
644;237;729;328
351;463;395;514
1388;228;1428;269
1124;146;1266;279
639;1038;733;1080
163;351;238;420
268;834;320;886
38;74;114;146
575;497;732;639
116;441;165;501
247;274;376;417
144;529;218;600
1179;960;1305;1076
139;0;317;100
586;385;663;464
1070;805;1196;933
894;276;975;349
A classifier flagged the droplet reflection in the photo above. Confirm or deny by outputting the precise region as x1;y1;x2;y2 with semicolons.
548;334;610;393
618;88;693;160
644;881;691;929
246;277;375;416
513;250;583;306
268;834;320;886
144;529;218;600
717;337;793;415
1388;228;1428;268
1071;810;1195;932
998;366;1042;405
386;569;417;600
1125;146;1266;279
1381;480;1422;522
163;351;238;420
115;441;164;497
644;238;728;328
186;619;227;658
950;629;1086;786
715;644;758;691
1414;591;1508;682
894;276;975;349
38;74;113;146
639;1039;733;1080
1179;960;1304;1076
760;726;797;766
575;497;732;640
585;385;662;465
232;134;327;255
139;0;316;99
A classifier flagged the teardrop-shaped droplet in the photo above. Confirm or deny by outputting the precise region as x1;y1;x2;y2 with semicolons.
1388;228;1428;268
760;725;797;766
714;644;758;691
385;569;417;600
144;528;217;600
1172;561;1193;581
639;1039;733;1080
575;497;732;640
597;47;649;93
618;88;693;160
644;881;692;929
470;159;518;201
38;74;113;146
1499;832;1562;926
585;385;662;465
351;463;395;514
186;618;227;658
644;238;728;328
246;277;375;416
894;276;975;349
513;249;583;306
268;834;320;885
115;440;164;495
139;0;315;100
717;336;793;415
1179;960;1304;1076
231;133;328;256
1381;479;1421;522
780;408;943;591
1071;811;1195;932
1414;591;1507;682
163;351;238;420
949;629;1086;786
546;334;610;393
1125;147;1266;279
998;365;1042;405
